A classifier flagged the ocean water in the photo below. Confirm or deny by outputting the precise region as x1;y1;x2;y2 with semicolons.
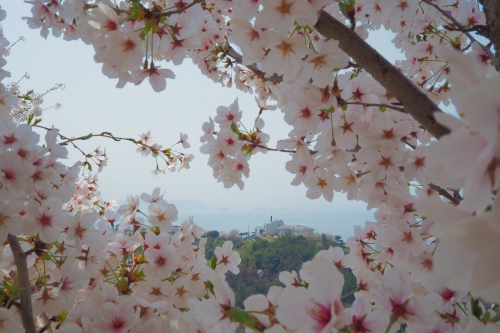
174;207;374;240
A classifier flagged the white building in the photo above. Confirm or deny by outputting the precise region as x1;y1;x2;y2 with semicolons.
265;219;284;235
254;226;264;236
254;217;284;236
276;224;315;237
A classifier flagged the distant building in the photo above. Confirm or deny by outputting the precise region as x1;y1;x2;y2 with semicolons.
254;226;265;236
265;219;284;235
276;224;315;237
254;216;284;236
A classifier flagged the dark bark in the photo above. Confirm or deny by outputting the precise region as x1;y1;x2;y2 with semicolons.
7;234;36;333
480;0;500;68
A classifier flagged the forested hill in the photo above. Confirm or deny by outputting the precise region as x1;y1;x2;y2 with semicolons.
203;232;357;308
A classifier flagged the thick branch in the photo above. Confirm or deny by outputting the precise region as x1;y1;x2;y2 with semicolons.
480;0;500;68
314;10;450;139
7;234;36;333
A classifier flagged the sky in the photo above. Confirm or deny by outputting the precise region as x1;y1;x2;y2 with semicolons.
1;2;403;239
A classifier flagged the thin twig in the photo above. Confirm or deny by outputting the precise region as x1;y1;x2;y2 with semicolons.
401;138;416;150
7;234;36;333
155;0;204;18
245;142;296;154
226;46;283;84
36;313;53;333
428;183;461;205
342;101;406;113
443;24;487;35
33;125;175;155
422;0;497;68
242;139;318;155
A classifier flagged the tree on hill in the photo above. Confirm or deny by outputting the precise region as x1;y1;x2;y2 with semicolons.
204;233;356;307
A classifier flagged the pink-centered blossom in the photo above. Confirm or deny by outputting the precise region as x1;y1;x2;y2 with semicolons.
277;256;346;332
93;300;138;333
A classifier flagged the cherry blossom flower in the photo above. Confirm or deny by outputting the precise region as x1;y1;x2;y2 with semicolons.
372;268;440;327
277;256;346;332
144;244;181;278
301;39;349;88
49;258;90;310
345;297;389;333
214;98;242;128
260;33;310;82
214;240;241;275
417;198;500;303
27;197;68;243
0;308;23;333
133;66;175;92
304;168;336;202
93;300;138;333
189;277;239;332
228;20;265;65
256;0;316;34
147;200;178;231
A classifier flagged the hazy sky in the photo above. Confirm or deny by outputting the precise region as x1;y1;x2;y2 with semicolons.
2;2;403;237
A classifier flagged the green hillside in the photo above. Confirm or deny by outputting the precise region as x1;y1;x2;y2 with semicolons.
204;232;357;308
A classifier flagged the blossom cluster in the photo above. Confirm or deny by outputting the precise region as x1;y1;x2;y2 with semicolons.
2;0;499;333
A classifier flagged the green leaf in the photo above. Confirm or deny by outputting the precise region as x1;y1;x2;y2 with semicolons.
230;122;240;134
117;277;127;288
224;308;266;331
135;270;145;280
33;118;42;125
242;145;253;157
471;298;483;319
42;252;51;261
339;0;355;17
143;22;155;34
209;256;218;270
57;311;68;324
205;280;215;296
490;314;500;323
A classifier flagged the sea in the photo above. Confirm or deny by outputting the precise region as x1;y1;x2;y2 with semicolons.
172;203;374;240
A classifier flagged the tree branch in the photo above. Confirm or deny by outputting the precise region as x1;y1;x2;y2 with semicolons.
342;101;406;113
226;46;283;84
479;0;500;69
428;183;461;206
7;234;36;333
313;10;450;139
155;0;204;18
36;313;53;333
422;0;498;68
